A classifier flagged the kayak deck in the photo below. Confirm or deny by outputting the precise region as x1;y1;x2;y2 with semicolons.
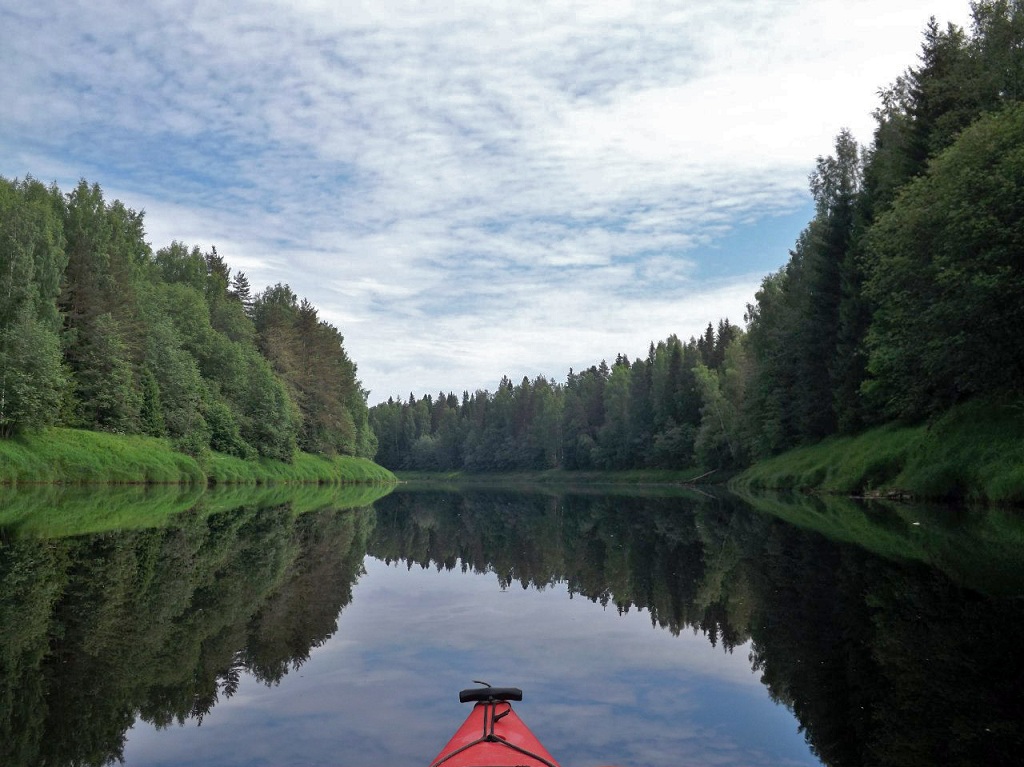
429;691;560;767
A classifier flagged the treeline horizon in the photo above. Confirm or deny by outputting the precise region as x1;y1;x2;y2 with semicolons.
0;178;376;461
370;2;1024;473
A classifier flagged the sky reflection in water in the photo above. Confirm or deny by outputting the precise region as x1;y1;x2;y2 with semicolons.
124;556;817;767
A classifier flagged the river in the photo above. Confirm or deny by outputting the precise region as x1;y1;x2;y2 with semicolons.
0;484;1021;766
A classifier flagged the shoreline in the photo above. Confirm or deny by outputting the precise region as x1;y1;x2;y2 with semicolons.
0;427;397;487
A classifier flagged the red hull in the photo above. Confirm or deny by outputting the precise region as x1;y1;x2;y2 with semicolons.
429;700;560;767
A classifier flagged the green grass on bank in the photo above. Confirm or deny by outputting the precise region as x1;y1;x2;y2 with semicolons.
0;429;206;484
204;450;397;485
732;399;1024;505
0;427;397;487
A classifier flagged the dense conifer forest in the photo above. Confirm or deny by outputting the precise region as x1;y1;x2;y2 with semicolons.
0;178;376;462
370;3;1024;473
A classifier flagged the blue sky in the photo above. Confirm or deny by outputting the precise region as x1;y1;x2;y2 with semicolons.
1;0;972;403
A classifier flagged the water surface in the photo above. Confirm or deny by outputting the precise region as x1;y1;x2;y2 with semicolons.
1;485;1021;766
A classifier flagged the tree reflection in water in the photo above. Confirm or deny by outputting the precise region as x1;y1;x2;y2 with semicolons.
370;488;1024;767
1;487;1021;766
0;502;373;766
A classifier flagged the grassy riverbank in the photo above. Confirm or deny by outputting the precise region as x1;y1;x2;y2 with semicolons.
393;399;1024;506
0;427;397;486
732;399;1024;505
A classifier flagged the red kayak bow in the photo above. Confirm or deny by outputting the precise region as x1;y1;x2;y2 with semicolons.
428;687;561;767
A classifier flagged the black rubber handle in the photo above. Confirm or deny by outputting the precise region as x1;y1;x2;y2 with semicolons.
459;687;523;703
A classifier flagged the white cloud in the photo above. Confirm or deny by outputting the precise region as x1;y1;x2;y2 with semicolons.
0;0;974;401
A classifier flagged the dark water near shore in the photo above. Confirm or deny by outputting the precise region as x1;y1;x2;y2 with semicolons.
1;486;1022;766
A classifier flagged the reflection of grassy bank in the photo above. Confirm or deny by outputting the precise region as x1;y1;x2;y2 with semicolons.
370;484;1022;765
0;427;396;486
732;399;1024;505
0;499;375;766
734;489;1024;597
0;483;394;539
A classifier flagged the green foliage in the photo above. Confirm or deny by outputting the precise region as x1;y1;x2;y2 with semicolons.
0;428;205;485
740;131;865;452
143;311;211;450
692;340;750;469
0;306;66;437
204;449;396;486
0;173;376;472
743;270;801;456
238;351;299;461
153;240;209;291
0;427;396;487
973;1;1024;103
732;398;1024;504
0;498;376;764
204;398;254;459
251;287;375;459
68;312;143;431
863;104;1024;419
0;177;68;436
59;181;150;432
370;329;738;474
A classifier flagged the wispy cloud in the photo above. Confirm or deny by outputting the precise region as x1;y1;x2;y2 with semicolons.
0;0;972;400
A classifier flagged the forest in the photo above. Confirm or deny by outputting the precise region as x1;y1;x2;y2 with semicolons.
370;2;1024;474
3;3;1023;479
0;178;377;461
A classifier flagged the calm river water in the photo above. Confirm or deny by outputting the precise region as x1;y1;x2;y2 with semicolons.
1;485;1022;766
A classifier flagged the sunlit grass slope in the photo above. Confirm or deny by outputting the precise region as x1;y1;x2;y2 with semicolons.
204;450;397;485
0;429;205;484
0;427;396;486
733;399;1024;504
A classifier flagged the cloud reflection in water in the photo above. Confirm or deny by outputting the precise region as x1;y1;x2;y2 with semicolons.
124;556;816;767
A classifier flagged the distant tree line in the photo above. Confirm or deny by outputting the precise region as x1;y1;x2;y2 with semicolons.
0;178;376;460
370;3;1024;473
370;323;740;472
